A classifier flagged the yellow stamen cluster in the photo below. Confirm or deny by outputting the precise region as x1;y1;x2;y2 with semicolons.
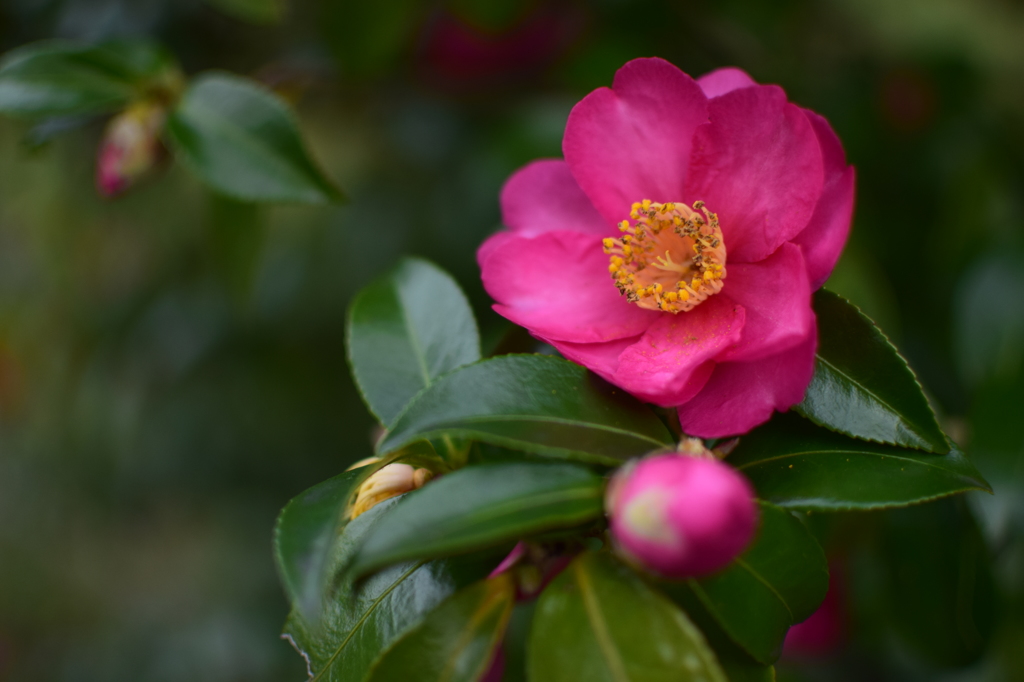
603;199;726;313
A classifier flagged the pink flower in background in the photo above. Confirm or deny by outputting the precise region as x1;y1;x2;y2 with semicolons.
420;6;582;88
783;560;847;657
606;453;756;578
479;58;854;437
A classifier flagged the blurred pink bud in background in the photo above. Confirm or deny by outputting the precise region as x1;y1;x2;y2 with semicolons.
96;101;167;198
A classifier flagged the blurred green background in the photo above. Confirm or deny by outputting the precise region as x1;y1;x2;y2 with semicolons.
0;0;1022;680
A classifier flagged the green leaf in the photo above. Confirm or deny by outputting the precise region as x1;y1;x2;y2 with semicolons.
274;441;450;620
529;551;728;682
205;0;285;24
274;468;364;621
378;354;674;465
281;497;494;682
729;413;990;511
365;575;515;682
797;289;948;453
165;72;342;204
661;589;776;682
661;502;828;664
348;258;481;426
349;462;605;578
0;40;177;118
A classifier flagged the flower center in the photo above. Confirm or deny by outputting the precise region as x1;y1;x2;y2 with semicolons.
603;199;727;313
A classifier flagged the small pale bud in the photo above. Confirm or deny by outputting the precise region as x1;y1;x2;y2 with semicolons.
412;467;433;489
677;437;714;458
349;462;434;519
96;101;167;197
606;453;756;578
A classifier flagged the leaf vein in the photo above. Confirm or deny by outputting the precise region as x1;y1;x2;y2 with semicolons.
312;561;425;681
576;561;630;682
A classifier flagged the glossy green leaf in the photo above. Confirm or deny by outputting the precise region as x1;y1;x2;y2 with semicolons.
529;551;727;682
797;289;948;453
165;72;342;204
348;258;480;426
729;413;990;511
205;0;285;24
365;575;515;682
378;354;674;465
661;589;776;682
281;497;493;682
275;440;451;621
661;502;828;664
0;40;176;118
274;468;364;621
349;462;605;578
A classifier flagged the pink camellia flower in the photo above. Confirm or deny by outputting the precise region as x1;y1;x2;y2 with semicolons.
478;58;855;436
606;452;756;578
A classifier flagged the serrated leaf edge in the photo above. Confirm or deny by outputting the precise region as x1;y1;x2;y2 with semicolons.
799;289;948;453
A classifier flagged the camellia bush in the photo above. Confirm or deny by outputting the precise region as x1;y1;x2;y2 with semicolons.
0;29;996;682
273;60;986;681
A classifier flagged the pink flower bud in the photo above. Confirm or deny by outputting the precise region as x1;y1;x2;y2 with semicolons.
96;101;167;197
606;453;756;578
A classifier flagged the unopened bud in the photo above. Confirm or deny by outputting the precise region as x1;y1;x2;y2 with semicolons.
606;453;756;578
350;463;434;519
96;100;166;197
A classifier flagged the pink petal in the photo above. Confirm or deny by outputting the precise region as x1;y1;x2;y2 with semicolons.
793;111;856;289
481;229;660;343
500;159;608;237
677;332;817;438
613;296;746;407
477;229;518;271
563;58;709;226
488;541;527;578
697;67;757;99
546;335;641;383
719;242;814;362
686;85;824;264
